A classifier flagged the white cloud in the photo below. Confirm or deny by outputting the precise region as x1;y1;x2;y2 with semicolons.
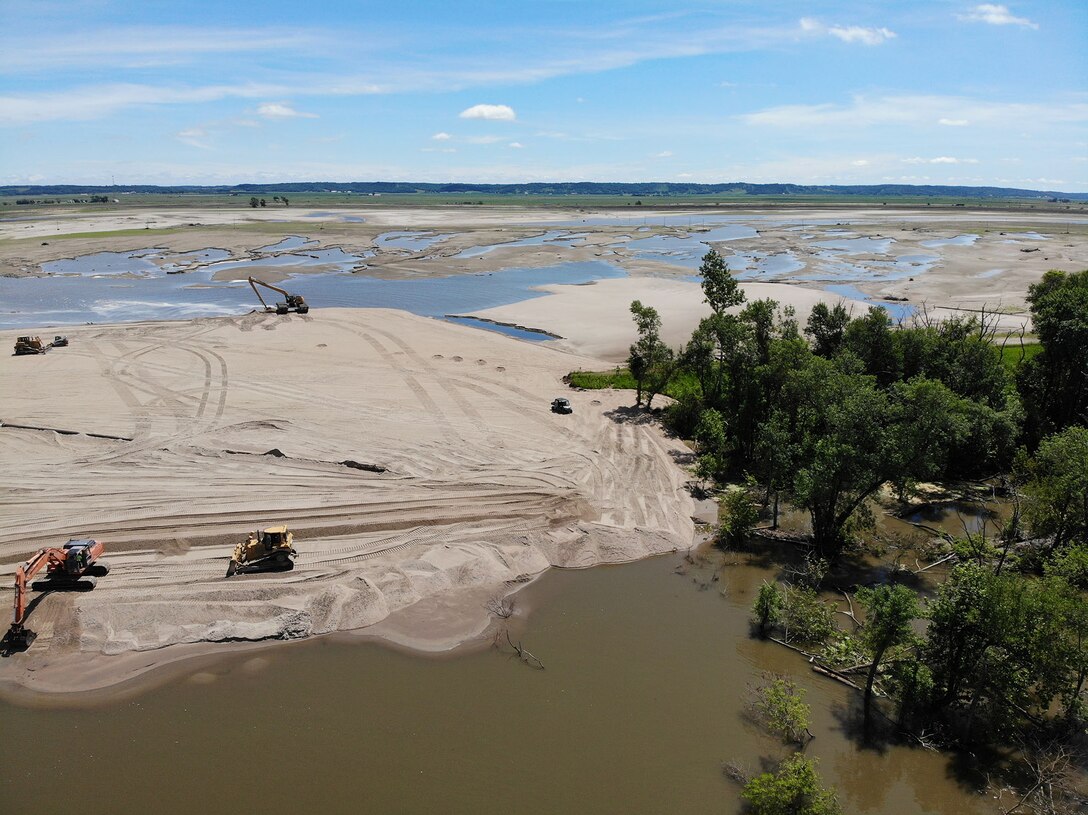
852;159;870;166
677;173;694;178
508;142;524;148
938;118;969;126
655;150;674;158
431;132;451;140
459;104;516;121
902;156;979;164
420;147;456;153
800;17;897;46
959;4;1039;29
257;102;317;119
465;135;503;144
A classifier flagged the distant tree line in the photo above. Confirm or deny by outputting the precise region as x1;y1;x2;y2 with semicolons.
4;182;1087;200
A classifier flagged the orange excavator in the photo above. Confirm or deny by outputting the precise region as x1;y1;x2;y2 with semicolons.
248;276;310;315
3;539;110;652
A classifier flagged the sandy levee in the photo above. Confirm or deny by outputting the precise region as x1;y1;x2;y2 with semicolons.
0;308;694;697
464;277;876;361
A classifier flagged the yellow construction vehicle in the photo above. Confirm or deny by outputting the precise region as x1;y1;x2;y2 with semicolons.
248;276;309;315
226;525;297;577
14;336;48;355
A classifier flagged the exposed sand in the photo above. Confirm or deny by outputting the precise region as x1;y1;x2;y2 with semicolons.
467;278;873;361
0;309;694;696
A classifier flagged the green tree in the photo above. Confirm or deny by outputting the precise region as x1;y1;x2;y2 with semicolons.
741;755;841;815
694;408;729;481
248;196;259;208
1017;269;1088;441
750;676;814;745
698;249;745;316
843;306;902;386
775;357;891;559
780;584;835;644
804;302;850;357
627;300;673;408
1022;426;1088;553
856;585;921;728
753;582;783;638
720;485;759;547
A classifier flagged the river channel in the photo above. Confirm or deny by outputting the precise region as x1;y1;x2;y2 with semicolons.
0;549;992;815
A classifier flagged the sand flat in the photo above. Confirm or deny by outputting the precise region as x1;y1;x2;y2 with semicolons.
0;308;693;695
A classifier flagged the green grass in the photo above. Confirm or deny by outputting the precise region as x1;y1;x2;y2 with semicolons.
568;367;700;401
569;368;638;390
999;342;1042;372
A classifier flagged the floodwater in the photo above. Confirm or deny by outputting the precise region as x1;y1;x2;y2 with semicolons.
0;259;626;339
0;553;992;815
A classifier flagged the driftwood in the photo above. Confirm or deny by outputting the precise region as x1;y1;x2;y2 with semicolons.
505;630;545;670
812;664;864;691
914;552;958;574
836;590;863;629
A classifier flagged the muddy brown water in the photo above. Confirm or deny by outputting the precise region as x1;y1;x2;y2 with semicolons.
0;546;996;815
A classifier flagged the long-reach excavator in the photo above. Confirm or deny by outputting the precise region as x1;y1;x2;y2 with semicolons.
3;539;110;651
248;276;310;315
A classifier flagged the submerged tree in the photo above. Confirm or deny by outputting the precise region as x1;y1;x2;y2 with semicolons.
856;585;921;729
741;755;841;815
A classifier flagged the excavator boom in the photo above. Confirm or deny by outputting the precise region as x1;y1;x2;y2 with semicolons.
247;276;309;315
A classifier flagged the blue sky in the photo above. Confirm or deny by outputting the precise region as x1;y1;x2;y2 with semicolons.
2;1;1086;189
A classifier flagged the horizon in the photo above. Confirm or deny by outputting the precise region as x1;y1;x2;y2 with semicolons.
2;1;1086;191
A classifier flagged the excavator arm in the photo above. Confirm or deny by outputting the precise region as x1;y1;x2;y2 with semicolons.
248;277;308;314
5;548;65;650
248;276;282;312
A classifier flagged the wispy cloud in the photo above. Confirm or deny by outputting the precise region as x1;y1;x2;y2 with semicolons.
257;102;318;119
431;132;452;140
938;118;969;126
459;104;516;121
508;142;524;149
958;4;1039;29
0;82;285;125
0;26;325;72
655;150;674;158
176;128;210;149
902;156;979;164
800;18;897;46
742;94;1088;129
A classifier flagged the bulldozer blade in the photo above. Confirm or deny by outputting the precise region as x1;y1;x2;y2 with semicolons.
225;560;240;578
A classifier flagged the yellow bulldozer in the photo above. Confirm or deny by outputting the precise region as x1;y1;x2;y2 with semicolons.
225;525;297;577
14;336;48;355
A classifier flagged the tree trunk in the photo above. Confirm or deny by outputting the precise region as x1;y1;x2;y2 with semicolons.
863;644;888;733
